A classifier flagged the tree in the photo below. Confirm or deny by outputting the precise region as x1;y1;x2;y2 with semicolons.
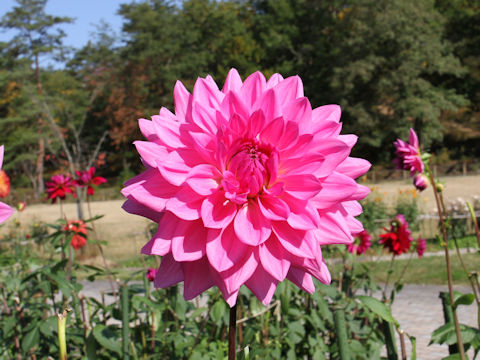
0;0;73;197
327;0;467;161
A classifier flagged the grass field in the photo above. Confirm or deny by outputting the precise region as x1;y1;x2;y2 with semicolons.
3;174;480;266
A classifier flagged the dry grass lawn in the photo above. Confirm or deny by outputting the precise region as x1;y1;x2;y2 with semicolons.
4;174;480;264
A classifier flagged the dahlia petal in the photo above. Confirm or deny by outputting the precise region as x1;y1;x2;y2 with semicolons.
286;204;321;230
246;110;266;139
186;164;220;196
182;257;215;300
245;265;278;305
283;97;312;129
312;104;341;124
206;225;250;272
193;76;224;110
351;184;370;201
122;199;164;223
312;172;358;209
311;139;351;178
258;195;290;221
166;185;203;221
157;152;192;186
154;254;184;288
260;116;284;144
121;168;177;213
343;200;363;217
272;222;315;259
172;220;206;261
219;251;258;294
277;121;299;150
174;80;191;120
138;119;159;142
201;190;237;228
134;141;168;168
274;75;304;104
301;250;332;284
287;268;315;293
409;128;419;148
234;201;271;246
336;157;371;179
151;112;184;149
316;211;353;245
266;73;284;88
282;174;323;200
141;226;171;256
192;101;217;134
258;89;281;123
259;238;290;281
0;202;13;223
241;71;266;108
230;112;247;135
222;91;249;123
338;134;358;147
222;68;243;93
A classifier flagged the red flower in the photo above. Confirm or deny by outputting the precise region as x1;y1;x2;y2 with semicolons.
146;267;157;282
46;174;77;203
379;215;413;255
347;230;372;255
416;237;426;258
75;167;106;196
64;220;88;249
0;170;11;198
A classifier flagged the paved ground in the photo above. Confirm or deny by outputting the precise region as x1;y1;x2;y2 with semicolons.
80;281;477;360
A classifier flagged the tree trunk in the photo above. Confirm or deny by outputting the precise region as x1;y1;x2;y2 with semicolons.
35;137;45;198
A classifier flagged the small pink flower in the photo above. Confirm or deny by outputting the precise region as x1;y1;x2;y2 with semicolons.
413;174;429;192
46;174;77;203
347;230;372;255
0;146;13;223
393;128;424;176
122;69;371;306
75;167;107;196
416;237;426;258
146;268;157;282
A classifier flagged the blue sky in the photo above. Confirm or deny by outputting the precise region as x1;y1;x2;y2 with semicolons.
0;0;125;52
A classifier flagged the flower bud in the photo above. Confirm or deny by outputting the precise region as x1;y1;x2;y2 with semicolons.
413;174;429;192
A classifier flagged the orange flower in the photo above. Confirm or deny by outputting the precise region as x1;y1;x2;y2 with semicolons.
64;220;88;250
0;170;10;198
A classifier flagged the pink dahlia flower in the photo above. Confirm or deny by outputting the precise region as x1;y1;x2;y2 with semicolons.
416;237;426;258
122;69;371;306
413;173;429;192
0;146;13;223
347;230;372;255
75;167;107;196
393;128;424;176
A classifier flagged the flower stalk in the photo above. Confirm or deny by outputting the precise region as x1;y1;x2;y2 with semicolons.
428;170;466;359
57;308;70;360
228;304;237;360
333;306;350;360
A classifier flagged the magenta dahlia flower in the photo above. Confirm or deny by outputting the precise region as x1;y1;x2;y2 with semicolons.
146;267;157;282
122;69;371;306
416;237;426;258
347;230;372;255
413;173;429;192
75;167;107;196
45;174;77;203
393;128;424;176
0;146;13;223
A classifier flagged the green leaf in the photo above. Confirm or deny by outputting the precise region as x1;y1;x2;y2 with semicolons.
453;293;475;309
86;332;98;359
356;296;398;325
211;300;226;325
21;325;40;352
92;325;122;355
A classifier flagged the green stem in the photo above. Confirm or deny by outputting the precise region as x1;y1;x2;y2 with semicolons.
57;309;68;360
427;170;466;360
383;320;398;360
334;307;350;360
121;285;130;360
383;255;395;301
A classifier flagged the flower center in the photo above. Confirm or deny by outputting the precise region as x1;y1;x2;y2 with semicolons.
223;139;278;202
